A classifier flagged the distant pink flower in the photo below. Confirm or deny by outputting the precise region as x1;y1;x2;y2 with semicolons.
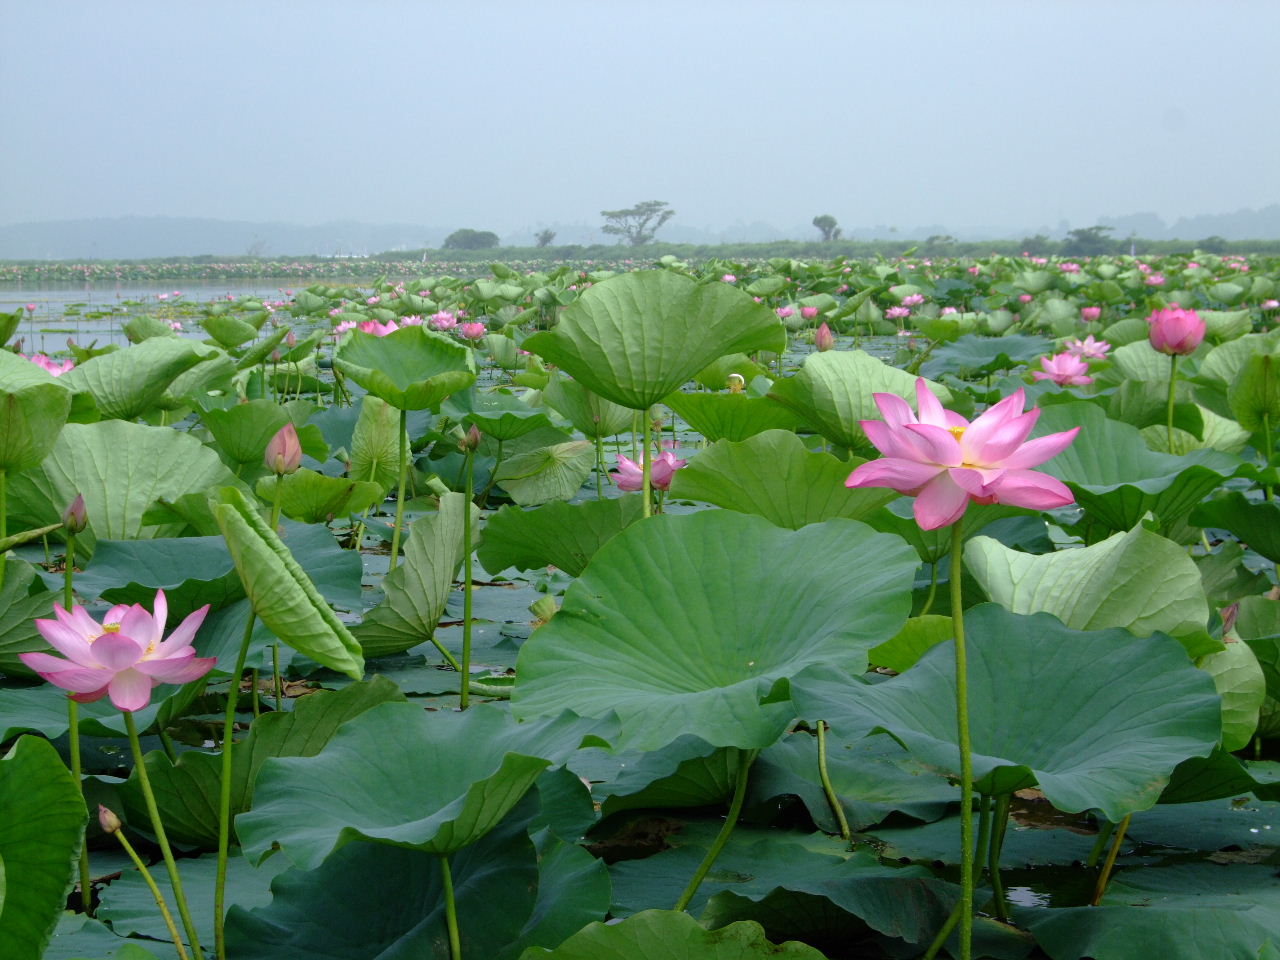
615;450;687;492
846;378;1078;530
941;307;958;315
458;322;486;341
430;311;457;331
1080;306;1102;322
800;306;819;320
1033;352;1095;386
1263;299;1280;310
20;591;215;713
157;293;169;301
886;306;911;320
333;320;356;336
25;353;74;376
968;265;981;275
1032;257;1048;265
815;322;835;352
24;303;36;313
1064;335;1110;360
169;320;182;331
1145;273;1166;286
1148;306;1205;355
901;294;925;307
401;314;424;326
1137;263;1152;274
1059;262;1081;273
366;296;381;305
776;307;794;319
1186;262;1200;270
329;307;343;317
721;274;737;283
1019;294;1034;304
358;319;399;336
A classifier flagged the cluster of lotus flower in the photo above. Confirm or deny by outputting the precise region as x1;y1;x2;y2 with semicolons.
331;310;486;341
1032;304;1206;387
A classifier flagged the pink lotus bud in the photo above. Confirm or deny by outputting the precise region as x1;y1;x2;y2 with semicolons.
1147;306;1205;356
800;306;819;320
776;307;794;319
265;422;302;475
459;424;482;452
1019;294;1034;304
901;294;925;307
98;804;122;834
285;331;297;349
1080;306;1102;322
62;494;88;535
815;322;835;352
721;273;737;283
24;303;36;313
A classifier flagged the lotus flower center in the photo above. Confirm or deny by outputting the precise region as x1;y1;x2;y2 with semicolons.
101;623;122;634
949;426;967;441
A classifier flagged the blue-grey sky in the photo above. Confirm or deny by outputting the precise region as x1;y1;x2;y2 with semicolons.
4;0;1278;238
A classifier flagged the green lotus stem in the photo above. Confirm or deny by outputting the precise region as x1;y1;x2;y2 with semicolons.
919;563;940;617
272;643;283;712
673;747;757;912
110;827;190;960
988;793;1012;921
594;434;604;497
477;439;503;508
441;855;463;960
816;721;851;845
1165;354;1178;453
460;448;475;710
214;608;257;960
63;529;94;914
642;414;653;519
249;670;261;718
1265;411;1274;502
1091;813;1132;906
630;411;640;461
973;794;992;882
389;408;409;572
268;479;284;711
949;522;974;960
124;710;205;960
921;895;964;960
1;466;7;540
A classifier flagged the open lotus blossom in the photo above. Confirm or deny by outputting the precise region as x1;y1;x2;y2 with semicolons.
1147;305;1205;355
776;306;794;319
886;306;911;320
1080;306;1102;322
1033;352;1094;386
615;450;687;492
1262;299;1279;310
1064;335;1110;360
721;273;737;283
430;311;457;331
333;320;357;336
24;353;75;376
20;591;215;712
1059;262;1081;273
458;321;486;341
846;378;1078;530
901;293;925;307
358;319;399;336
800;306;819;320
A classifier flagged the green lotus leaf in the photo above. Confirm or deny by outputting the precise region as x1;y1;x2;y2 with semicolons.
0;736;85;960
334;325;476;410
668;430;895;528
236;326;289;370
213;486;363;678
865;498;1031;564
236;702;610;867
69;536;244;620
663;392;802;443
476;495;645;578
160;348;236;411
118;678;405;849
1193;492;1280;564
766;350;952;451
255;468;383;523
541;372;635;438
200;398;325;469
61;337;219;420
965;524;1211;650
1229;350;1280;433
203;313;260;349
447;388;553;442
513;512;918;750
347;394;402;493
575;737;735;815
693;352;770;391
522;271;786;410
0;557;58;677
494;441;595;506
791;607;1221;819
868;614;954;673
0;350;74;472
7;420;242;556
1032;402;1242;535
1199;328;1280;386
1200;639;1266;752
1110;339;1176;382
1019;863;1280;960
919;333;1052;379
865;813;1099;868
354;493;477;657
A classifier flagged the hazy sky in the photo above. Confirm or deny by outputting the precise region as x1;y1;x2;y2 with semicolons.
4;0;1278;236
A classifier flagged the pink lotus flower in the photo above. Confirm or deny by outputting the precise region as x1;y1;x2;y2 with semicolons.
1032;352;1094;386
458;322;486;341
366;296;381;305
24;303;36;313
358;319;399;337
1080;306;1102;323
846;379;1078;530
776;307;794;319
941;307;958;315
901;294;925;307
333;320;357;336
886;306;911;320
1064;335;1110;360
265;422;302;475
157;293;169;301
1019;294;1034;304
815;322;835;352
20;591;215;712
800;306;819;320
615;451;687;491
430;311;457;331
1059;262;1081;273
401;314;424;326
1147;306;1205;355
25;353;74;376
721;274;737;283
1263;299;1280;310
1145;273;1166;286
968;265;981;275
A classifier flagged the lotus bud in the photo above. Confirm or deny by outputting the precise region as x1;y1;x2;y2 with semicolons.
98;804;122;834
530;595;559;626
265;423;302;475
62;494;88;535
285;330;297;349
800;306;819;321
459;424;482;453
1222;602;1240;639
815;322;835;352
727;373;746;394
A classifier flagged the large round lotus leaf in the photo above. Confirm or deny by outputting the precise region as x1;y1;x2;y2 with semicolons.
1032;403;1242;534
0;350;73;472
765;351;952;452
667;430;896;529
1192;491;1280;564
512;512;917;751
0;736;86;960
964;524;1212;654
7;420;241;556
541;372;633;438
1019;863;1280;960
663;392;802;443
235;702;612;869
334;326;476;410
477;495;645;578
62;336;219;420
919;333;1052;379
790;606;1221;821
447;388;553;442
522;271;787;410
255;468;383;523
517;909;828;960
